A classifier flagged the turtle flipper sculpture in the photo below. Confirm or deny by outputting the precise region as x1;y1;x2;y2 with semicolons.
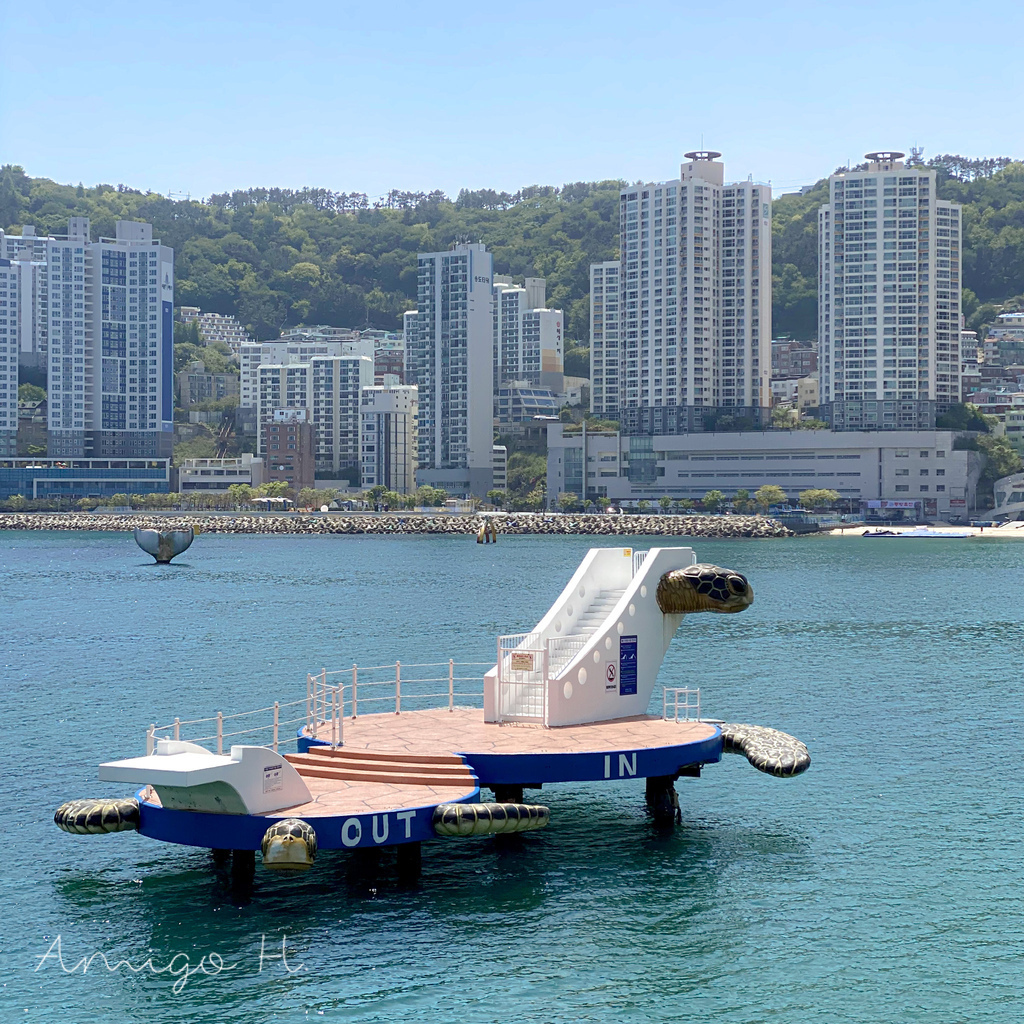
134;526;198;564
54;797;140;834
720;724;811;777
656;563;753;614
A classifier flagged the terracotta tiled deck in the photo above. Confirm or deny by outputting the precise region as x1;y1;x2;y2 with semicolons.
311;708;717;756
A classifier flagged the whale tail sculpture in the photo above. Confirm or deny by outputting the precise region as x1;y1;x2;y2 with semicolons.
133;526;198;564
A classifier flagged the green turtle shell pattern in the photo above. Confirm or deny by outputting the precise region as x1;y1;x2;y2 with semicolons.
433;802;550;837
656;564;754;615
719;724;811;778
54;798;140;834
261;818;317;869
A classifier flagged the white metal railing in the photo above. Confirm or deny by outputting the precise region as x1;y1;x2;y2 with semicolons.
318;661;489;718
632;549;648;576
663;687;701;723
145;659;490;754
147;693;311;756
496;632;547;722
547;634;588;677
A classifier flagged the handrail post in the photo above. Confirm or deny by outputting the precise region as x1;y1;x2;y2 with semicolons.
449;659;454;711
306;673;312;736
331;687;338;749
173;717;180;741
321;668;326;726
395;660;401;714
497;637;503;720
273;701;279;752
146;724;155;756
338;687;344;746
216;712;223;755
542;646;550;727
352;663;358;718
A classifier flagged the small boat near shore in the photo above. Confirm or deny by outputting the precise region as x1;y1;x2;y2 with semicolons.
862;527;972;539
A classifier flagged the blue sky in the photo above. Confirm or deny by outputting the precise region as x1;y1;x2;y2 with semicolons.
2;0;1019;200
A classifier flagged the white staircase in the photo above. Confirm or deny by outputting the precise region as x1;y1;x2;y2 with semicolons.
486;546;698;727
574;588;626;635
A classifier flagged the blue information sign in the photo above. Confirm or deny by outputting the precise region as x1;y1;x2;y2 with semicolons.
619;635;638;696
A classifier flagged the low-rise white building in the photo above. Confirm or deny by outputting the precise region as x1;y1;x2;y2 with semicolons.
492;444;508;493
178;453;264;494
546;424;983;518
179;307;252;355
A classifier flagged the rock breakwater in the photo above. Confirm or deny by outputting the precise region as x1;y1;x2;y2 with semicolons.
0;512;790;538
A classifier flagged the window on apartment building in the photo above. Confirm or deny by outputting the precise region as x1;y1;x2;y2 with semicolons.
895;485;910;492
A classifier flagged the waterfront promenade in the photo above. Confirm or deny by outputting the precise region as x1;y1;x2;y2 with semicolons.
0;511;790;538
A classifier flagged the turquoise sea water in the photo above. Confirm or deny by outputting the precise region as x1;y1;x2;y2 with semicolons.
2;530;1023;1023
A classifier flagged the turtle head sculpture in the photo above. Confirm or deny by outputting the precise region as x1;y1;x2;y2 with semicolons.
261;818;317;870
656;563;753;615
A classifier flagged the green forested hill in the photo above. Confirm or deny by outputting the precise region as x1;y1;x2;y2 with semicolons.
0;169;621;341
2;155;1023;345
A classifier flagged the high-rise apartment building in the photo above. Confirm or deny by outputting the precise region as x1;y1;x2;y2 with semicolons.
0;260;19;454
597;152;772;433
360;384;418;494
0;227;50;374
405;242;494;496
239;340;368;410
818;152;962;430
493;276;564;391
0;225;50;262
589;261;620;417
256;354;373;478
45;218;174;458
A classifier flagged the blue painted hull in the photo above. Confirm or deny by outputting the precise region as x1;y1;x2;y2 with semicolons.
459;731;723;787
137;785;479;851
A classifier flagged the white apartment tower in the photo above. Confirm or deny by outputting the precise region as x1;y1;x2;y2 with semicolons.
818;152;962;430
239;340;370;410
609;152;772;433
405;242;494;496
493;276;564;391
46;218;174;458
0;227;50;374
0;260;19;453
360;385;418;495
257;354;373;477
589;261;620;417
